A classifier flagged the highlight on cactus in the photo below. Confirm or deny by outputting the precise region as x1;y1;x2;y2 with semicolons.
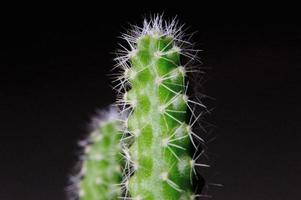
67;14;211;200
67;106;125;200
113;15;210;199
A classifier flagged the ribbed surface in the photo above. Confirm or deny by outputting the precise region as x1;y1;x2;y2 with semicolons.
126;35;193;199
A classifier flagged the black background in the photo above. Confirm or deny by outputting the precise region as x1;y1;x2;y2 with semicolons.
1;4;300;200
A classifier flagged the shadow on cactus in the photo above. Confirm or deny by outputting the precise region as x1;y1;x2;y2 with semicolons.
67;15;212;200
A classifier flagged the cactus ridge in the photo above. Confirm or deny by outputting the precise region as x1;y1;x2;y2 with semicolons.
114;15;209;200
67;107;124;200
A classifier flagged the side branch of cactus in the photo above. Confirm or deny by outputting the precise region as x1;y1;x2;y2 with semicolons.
68;107;124;200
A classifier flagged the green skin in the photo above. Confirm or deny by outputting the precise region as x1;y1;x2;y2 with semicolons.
79;119;123;200
125;34;193;199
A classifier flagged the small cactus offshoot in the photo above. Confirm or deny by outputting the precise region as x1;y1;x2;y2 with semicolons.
68;107;124;200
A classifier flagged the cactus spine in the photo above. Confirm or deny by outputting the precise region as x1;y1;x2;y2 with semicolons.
115;16;207;199
69;107;124;200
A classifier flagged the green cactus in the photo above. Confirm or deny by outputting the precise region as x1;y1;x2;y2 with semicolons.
69;107;124;200
67;15;210;200
115;16;208;200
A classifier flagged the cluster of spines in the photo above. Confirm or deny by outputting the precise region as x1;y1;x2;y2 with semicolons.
67;107;124;200
113;16;210;200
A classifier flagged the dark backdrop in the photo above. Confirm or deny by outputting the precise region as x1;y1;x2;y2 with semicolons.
1;4;300;200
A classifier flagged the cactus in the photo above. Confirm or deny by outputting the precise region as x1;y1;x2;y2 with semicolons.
67;15;209;200
68;107;124;200
114;16;208;200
